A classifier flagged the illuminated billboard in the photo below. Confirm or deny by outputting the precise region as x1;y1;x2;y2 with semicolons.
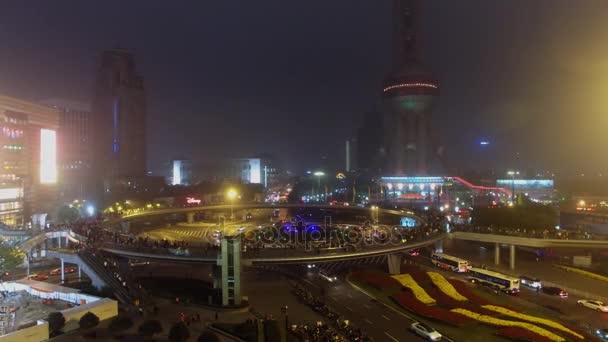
40;129;57;184
496;179;554;188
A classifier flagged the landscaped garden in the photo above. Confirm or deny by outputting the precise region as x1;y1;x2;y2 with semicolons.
350;265;597;342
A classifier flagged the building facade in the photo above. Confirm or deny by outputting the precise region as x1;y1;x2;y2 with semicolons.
41;100;92;201
92;49;147;200
170;159;193;186
230;158;281;188
0;95;59;229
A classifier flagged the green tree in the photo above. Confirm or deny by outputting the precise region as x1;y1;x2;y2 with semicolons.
0;244;24;274
169;321;190;342
78;312;99;329
47;312;65;336
139;319;163;337
57;205;80;224
108;315;133;332
198;330;220;342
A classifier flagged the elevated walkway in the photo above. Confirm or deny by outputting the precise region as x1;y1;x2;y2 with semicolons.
449;231;608;248
44;250;132;304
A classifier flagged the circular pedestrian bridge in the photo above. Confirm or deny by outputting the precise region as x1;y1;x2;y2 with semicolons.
72;203;440;266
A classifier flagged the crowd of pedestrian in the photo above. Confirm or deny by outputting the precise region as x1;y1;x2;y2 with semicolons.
450;225;601;240
292;284;370;342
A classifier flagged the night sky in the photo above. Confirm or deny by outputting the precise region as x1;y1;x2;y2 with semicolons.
1;1;607;177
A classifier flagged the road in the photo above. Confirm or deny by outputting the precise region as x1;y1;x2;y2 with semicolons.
300;268;435;342
6;262;88;286
441;239;608;333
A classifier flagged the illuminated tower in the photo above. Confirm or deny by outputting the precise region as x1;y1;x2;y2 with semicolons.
92;49;147;195
383;0;439;175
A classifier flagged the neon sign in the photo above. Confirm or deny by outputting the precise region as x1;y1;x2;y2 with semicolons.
186;197;201;205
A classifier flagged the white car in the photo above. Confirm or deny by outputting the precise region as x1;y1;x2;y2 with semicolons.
410;322;442;341
578;300;608;312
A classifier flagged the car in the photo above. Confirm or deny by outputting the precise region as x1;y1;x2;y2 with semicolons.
407;249;420;257
27;274;49;281
578;300;608;312
520;276;542;289
542;286;568;298
307;264;317;269
49;267;75;275
596;328;608;340
410;322;442;341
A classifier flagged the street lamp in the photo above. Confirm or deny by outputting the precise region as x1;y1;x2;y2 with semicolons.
507;171;519;202
227;189;237;220
371;205;379;224
313;171;325;202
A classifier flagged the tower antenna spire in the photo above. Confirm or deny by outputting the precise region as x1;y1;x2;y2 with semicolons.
393;0;421;68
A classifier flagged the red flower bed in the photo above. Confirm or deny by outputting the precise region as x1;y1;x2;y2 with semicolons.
560;323;600;341
426;288;499;316
391;290;472;327
447;279;492;305
400;265;430;281
496;327;554;342
351;271;401;292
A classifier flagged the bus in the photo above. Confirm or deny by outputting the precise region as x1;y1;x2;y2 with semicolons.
431;253;471;272
468;268;520;294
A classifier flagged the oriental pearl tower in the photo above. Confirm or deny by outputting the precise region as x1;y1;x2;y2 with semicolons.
383;0;439;176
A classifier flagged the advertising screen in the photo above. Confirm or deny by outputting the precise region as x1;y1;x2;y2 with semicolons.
40;129;57;184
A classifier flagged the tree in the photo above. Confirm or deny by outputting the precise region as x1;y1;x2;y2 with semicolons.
57;205;80;224
47;312;65;336
79;312;99;329
169;321;190;342
198;330;220;342
139;319;163;337
108;315;133;333
0;244;24;274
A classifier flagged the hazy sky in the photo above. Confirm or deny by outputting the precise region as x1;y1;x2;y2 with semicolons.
1;1;607;176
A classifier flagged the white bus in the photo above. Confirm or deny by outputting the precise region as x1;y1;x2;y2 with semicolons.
431;253;470;272
468;267;520;294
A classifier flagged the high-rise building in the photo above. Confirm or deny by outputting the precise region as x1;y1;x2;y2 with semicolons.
230;157;281;188
356;110;384;173
170;159;193;186
92;49;147;198
0;95;59;229
383;0;439;175
41;100;92;201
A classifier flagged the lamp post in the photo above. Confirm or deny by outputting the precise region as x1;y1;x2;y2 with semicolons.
507;171;519;202
313;171;325;203
371;205;379;224
227;189;237;220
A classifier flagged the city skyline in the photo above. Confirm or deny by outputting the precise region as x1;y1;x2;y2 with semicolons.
1;1;608;176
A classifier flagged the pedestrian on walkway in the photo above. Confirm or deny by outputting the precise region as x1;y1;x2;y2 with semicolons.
215;311;219;321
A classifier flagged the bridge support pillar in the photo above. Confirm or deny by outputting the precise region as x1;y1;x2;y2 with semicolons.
387;254;402;275
509;245;516;270
78;265;81;281
58;236;62;249
120;221;130;233
220;236;241;307
434;240;444;254
494;243;500;265
60;258;65;284
25;255;30;276
186;212;195;224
